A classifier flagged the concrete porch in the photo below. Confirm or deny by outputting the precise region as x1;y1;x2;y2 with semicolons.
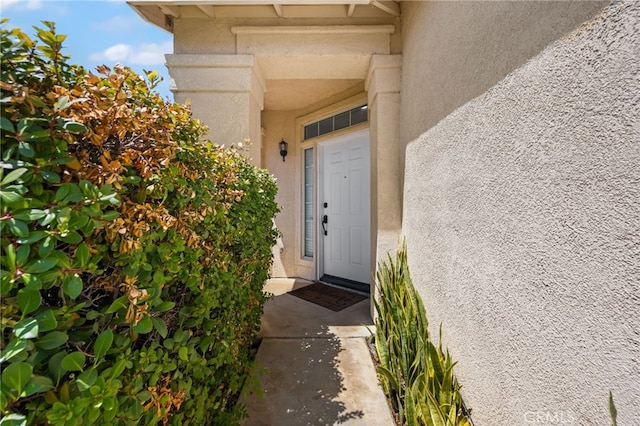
239;279;394;425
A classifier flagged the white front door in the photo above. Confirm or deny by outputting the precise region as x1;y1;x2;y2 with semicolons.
320;129;371;285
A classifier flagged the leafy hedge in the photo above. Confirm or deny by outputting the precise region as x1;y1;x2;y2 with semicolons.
0;21;278;425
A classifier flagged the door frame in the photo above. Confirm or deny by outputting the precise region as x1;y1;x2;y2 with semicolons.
316;128;371;287
294;92;370;283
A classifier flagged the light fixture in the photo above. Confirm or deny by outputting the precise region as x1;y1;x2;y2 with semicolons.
279;139;288;162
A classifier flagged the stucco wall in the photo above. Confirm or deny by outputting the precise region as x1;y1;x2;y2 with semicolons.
399;0;609;144
402;2;639;425
173;17;402;55
262;110;307;279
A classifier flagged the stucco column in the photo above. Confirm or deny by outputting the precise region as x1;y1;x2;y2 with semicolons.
366;55;402;265
165;54;265;167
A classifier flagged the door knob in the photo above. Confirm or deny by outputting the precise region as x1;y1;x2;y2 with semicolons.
322;215;328;236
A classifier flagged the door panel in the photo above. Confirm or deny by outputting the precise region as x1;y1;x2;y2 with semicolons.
350;228;363;265
321;130;371;285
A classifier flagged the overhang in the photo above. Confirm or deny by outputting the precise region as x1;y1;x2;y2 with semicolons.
128;0;400;33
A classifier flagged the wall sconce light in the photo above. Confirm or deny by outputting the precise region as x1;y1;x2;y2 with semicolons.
279;139;288;162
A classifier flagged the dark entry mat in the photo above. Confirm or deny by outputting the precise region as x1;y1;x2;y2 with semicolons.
288;283;367;312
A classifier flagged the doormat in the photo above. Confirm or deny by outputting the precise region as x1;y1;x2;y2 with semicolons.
288;283;367;312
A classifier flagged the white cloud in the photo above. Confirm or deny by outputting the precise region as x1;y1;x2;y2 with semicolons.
0;0;43;10
94;14;138;33
101;43;131;61
89;41;172;66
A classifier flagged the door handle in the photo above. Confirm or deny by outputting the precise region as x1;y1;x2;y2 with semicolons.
322;215;328;236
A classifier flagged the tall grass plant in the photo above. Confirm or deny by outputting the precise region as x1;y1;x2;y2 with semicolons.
374;242;470;426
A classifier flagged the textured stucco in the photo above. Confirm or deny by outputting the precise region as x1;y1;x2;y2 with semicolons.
399;0;609;144
402;2;639;425
262;110;304;279
366;55;403;265
165;54;264;164
173;17;401;55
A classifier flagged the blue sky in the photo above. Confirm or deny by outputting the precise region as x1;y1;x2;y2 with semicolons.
0;0;174;100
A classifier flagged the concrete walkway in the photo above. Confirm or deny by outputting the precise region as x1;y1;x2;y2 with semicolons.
239;279;395;426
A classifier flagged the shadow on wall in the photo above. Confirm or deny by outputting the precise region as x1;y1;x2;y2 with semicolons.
239;326;364;425
270;231;287;277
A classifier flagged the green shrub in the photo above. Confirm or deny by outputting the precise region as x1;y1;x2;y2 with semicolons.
0;21;278;425
374;242;470;426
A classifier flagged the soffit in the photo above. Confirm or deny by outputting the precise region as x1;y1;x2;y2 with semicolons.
265;79;361;110
128;0;398;111
128;1;400;32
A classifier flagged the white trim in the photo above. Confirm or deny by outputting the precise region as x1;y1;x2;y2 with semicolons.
295;93;368;280
302;147;315;260
298;93;368;131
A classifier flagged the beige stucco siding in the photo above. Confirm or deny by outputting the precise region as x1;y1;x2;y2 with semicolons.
174;18;237;54
262;109;312;279
400;0;609;144
173;17;401;55
402;2;639;424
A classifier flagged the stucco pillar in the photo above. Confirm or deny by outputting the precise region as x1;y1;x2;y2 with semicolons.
366;55;402;265
165;54;265;167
